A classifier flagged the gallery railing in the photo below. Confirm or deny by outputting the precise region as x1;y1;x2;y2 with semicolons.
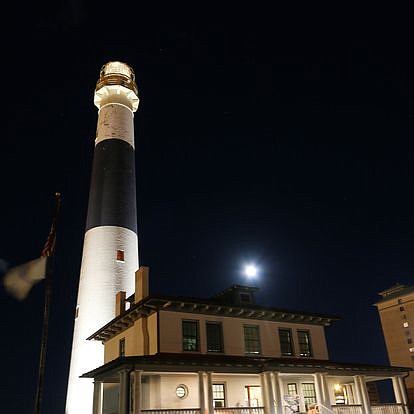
371;403;404;414
143;409;200;414
215;407;265;414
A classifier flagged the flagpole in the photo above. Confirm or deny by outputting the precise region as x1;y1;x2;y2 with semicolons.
33;192;61;414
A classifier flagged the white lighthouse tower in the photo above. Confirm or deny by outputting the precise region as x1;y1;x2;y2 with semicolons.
65;61;140;414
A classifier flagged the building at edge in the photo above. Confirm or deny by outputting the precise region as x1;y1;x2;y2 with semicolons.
375;283;414;412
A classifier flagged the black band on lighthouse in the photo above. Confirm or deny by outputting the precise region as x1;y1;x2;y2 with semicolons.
85;139;137;233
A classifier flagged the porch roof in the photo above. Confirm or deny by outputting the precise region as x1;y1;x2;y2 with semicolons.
80;352;411;381
87;295;341;342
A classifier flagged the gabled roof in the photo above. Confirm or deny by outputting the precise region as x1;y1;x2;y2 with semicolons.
87;294;341;342
80;352;411;380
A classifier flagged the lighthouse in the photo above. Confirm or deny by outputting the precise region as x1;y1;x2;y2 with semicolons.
65;62;140;414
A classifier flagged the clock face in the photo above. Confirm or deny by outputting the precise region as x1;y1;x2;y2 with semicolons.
176;385;188;399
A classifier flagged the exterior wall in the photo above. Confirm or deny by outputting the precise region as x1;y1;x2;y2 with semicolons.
376;290;414;391
213;374;262;407
158;310;329;359
156;374;199;409
104;312;158;363
142;374;262;409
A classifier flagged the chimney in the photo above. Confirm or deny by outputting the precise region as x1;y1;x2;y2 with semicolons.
115;291;126;316
135;266;149;303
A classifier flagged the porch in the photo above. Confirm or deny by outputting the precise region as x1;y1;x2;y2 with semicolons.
90;370;410;414
80;353;412;414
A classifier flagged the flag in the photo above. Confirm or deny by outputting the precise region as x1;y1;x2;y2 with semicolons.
3;257;47;300
3;193;60;300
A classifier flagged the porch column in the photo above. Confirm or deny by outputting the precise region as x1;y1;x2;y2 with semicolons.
313;373;324;408
320;373;330;407
397;376;410;414
356;375;371;414
271;372;283;414
344;384;354;404
92;381;102;414
264;372;276;414
207;372;214;414
119;369;130;414
132;370;142;414
353;376;362;405
260;372;270;414
392;377;403;403
199;372;206;414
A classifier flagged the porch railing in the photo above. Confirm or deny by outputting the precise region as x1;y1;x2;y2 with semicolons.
371;404;404;414
215;407;265;414
330;404;404;414
142;408;264;414
143;409;200;414
331;405;363;414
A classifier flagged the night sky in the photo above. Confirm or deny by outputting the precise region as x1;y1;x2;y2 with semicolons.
1;6;413;413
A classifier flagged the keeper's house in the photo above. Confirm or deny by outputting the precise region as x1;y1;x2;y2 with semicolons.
82;267;411;414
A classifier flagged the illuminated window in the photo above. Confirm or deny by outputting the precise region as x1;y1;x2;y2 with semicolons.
286;384;299;412
334;384;346;405
302;383;317;410
116;250;125;262
404;322;409;328
245;385;261;407
244;325;261;354
410;348;414;353
182;320;199;351
279;328;294;356
119;338;125;357
298;330;313;357
176;384;188;399
213;384;226;407
288;383;297;395
206;322;223;352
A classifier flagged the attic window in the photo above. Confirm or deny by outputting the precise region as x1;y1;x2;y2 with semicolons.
240;293;251;303
116;250;125;262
